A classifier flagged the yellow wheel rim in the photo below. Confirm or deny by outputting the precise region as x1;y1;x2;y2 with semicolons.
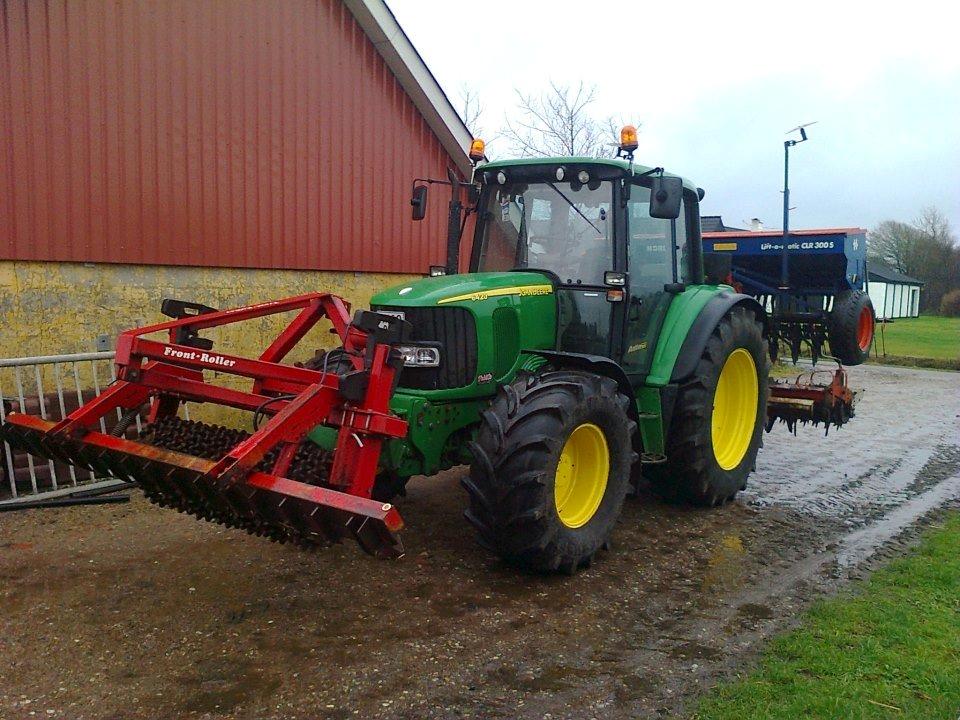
554;423;610;528
711;348;759;470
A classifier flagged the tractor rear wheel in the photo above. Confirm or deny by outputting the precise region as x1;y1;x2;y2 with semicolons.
464;371;636;573
828;290;875;365
649;305;769;506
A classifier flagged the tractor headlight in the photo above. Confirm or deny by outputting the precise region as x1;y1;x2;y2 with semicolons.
396;345;441;368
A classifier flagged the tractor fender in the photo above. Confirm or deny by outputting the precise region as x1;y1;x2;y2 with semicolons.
523;350;638;421
670;291;767;383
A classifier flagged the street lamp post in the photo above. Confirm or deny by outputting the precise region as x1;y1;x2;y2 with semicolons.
780;122;816;288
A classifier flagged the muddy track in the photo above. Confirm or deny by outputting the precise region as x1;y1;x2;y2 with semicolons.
0;363;957;719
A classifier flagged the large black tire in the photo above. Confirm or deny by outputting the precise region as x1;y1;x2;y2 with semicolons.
464;371;636;573
828;290;875;365
649;305;769;506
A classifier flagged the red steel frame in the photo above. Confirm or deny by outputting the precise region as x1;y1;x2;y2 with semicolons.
3;292;409;552
768;366;855;411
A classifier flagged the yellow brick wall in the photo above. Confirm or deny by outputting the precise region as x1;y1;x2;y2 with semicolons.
0;261;415;427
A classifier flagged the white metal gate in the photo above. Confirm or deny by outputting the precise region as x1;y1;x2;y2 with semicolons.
0;351;154;504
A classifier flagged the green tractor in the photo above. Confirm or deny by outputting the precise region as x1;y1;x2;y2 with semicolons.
364;135;771;571
1;132;778;574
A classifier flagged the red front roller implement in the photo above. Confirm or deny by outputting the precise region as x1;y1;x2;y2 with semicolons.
0;293;411;557
767;363;858;435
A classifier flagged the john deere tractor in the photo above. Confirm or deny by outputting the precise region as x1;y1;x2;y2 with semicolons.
1;130;781;574
371;133;770;571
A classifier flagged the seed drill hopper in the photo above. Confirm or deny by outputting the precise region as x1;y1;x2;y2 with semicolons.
703;227;870;432
0;293;413;557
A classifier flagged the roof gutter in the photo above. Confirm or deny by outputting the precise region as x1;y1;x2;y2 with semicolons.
344;0;473;177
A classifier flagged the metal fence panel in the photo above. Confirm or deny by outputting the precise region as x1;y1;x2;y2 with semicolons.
0;352;139;501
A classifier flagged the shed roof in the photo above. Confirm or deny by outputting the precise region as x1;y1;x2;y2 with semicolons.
346;0;473;176
868;262;925;285
701;215;745;233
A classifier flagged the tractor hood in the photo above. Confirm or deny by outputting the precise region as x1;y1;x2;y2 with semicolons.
368;269;558;404
370;271;554;307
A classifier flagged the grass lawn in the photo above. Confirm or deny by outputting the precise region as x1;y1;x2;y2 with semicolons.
874;315;960;362
695;513;960;719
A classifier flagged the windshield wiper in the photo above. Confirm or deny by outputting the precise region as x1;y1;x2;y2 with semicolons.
546;182;602;236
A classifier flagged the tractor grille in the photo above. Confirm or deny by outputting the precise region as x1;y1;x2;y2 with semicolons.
374;305;478;390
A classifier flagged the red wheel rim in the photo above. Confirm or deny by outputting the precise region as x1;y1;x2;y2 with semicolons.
857;306;874;350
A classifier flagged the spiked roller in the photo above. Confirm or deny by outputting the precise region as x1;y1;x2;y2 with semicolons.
766;364;858;435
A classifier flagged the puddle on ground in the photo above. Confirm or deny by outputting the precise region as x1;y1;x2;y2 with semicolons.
172;657;281;714
751;363;960;531
903;444;960;496
736;602;775;620
486;662;581;693
668;641;723;661
702;533;745;591
838;479;960;566
615;672;657;703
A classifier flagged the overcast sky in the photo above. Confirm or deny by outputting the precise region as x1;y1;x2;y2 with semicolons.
388;0;959;235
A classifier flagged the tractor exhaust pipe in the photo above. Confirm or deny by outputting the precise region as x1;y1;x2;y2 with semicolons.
445;167;463;275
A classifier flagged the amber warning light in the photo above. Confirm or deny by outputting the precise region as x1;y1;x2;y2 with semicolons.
469;138;486;162
619;125;638;154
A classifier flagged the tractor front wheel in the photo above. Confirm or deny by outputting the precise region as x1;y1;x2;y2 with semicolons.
649;305;769;506
464;371;636;573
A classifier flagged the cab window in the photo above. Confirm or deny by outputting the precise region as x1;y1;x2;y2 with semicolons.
476;181;614;286
627;186;675;290
623;186;688;373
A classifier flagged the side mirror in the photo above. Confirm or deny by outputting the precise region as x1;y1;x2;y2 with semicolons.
649;176;683;219
410;185;428;221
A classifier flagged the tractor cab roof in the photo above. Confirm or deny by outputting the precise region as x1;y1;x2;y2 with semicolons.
478;156;700;193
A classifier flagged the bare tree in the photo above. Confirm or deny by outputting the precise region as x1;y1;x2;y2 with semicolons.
501;81;623;158
868;220;925;274
914;206;953;245
913;207;960;312
459;85;484;138
869;207;960;312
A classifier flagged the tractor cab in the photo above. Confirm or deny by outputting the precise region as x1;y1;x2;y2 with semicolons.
466;154;704;378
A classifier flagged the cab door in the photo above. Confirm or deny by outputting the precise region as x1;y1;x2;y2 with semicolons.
621;185;687;377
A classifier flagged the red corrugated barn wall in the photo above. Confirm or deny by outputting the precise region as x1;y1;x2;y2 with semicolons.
0;0;462;273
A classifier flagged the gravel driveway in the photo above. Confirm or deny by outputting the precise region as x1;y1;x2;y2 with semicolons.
1;362;957;719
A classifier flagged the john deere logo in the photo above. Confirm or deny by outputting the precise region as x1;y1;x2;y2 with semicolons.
438;285;553;305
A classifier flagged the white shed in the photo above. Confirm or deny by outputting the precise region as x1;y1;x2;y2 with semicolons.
868;263;923;319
